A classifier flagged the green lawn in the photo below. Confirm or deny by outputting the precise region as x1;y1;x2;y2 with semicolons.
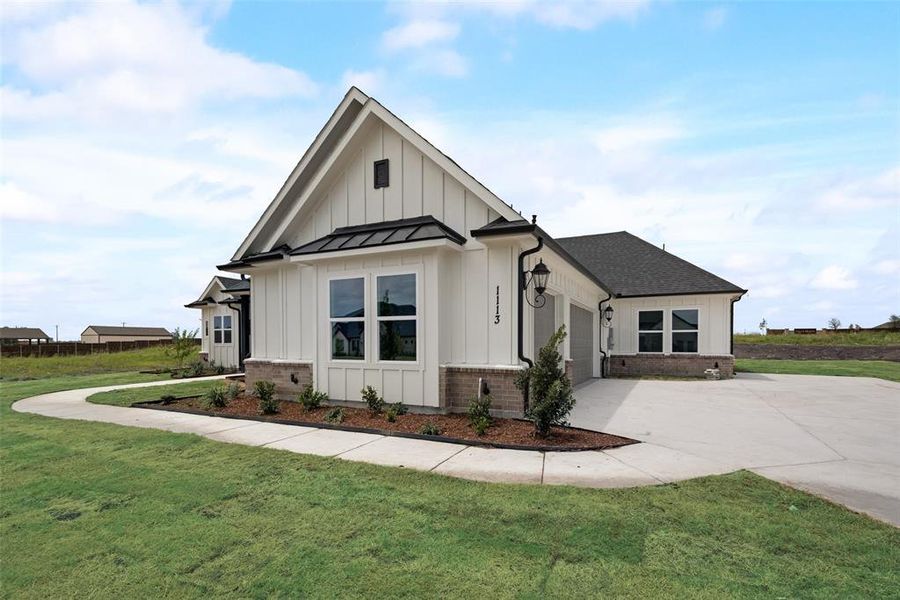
734;331;900;346
736;359;900;382
0;345;184;380
88;379;223;407
2;374;899;598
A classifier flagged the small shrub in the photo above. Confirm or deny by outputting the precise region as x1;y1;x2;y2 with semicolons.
160;394;176;405
384;402;407;423
254;380;278;414
468;394;492;435
392;402;408;416
204;384;228;409
515;325;576;438
324;406;344;424
419;421;442;436
298;384;328;411
214;363;226;375
225;381;241;401
361;385;384;414
189;361;205;377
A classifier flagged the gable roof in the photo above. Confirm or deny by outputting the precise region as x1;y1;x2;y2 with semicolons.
218;276;250;292
83;326;171;336
0;327;51;340
556;232;745;298
234;87;522;261
291;216;465;257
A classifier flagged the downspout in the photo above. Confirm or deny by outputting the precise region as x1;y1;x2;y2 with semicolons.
598;292;612;378
222;300;244;370
729;294;743;355
517;234;544;412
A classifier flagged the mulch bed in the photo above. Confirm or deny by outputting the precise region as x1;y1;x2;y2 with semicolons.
136;395;637;451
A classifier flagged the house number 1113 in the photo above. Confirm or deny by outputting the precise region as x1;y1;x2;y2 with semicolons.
494;285;501;324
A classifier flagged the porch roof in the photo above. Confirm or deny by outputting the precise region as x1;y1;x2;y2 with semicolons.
289;215;466;257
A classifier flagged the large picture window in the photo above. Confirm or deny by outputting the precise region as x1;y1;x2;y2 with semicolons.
638;310;663;353
330;278;365;360
672;309;699;353
213;315;232;344
377;273;417;361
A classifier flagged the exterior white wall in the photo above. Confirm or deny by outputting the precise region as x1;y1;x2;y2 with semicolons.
275;117;501;250
605;293;734;356
199;286;241;368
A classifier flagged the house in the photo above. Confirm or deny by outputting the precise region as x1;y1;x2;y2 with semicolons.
185;276;250;368
81;325;172;344
192;87;745;416
0;327;52;345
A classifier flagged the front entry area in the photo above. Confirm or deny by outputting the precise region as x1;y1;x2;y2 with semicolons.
569;303;594;385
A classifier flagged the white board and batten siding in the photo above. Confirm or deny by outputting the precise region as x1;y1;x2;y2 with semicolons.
606;293;733;356
200;286;241;368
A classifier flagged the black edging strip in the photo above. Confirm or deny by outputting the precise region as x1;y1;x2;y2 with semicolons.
132;400;639;452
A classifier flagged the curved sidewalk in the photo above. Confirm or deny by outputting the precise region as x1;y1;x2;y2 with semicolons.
11;377;727;489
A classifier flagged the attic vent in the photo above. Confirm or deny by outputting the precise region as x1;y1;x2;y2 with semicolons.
374;159;389;189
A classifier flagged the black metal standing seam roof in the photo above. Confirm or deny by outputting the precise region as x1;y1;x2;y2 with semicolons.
556;231;746;298
290;215;466;256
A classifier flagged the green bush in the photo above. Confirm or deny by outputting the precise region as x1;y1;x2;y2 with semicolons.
188;361;205;377
225;382;241;401
514;325;575;438
214;363;226;375
384;402;408;423
419;421;442;436
324;406;344;424
468;394;492;435
160;394;176;405
254;380;278;414
298;384;328;411
204;384;228;409
361;385;384;414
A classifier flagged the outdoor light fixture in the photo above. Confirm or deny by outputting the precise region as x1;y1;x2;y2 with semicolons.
604;304;614;325
524;259;551;308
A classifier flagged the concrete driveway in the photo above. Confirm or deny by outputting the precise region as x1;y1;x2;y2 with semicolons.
571;373;900;525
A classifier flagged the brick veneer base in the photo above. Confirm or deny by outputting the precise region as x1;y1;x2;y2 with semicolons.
440;366;525;418
608;354;735;378
244;358;313;400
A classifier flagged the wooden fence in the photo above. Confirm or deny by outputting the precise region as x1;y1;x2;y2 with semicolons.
0;338;199;358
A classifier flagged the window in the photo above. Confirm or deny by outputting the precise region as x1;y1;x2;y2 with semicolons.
213;315;232;344
672;309;698;353
638;310;663;353
373;159;389;189
377;273;416;361
330;278;365;360
204;320;208;337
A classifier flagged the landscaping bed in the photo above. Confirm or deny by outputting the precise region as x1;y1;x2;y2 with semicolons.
134;395;637;451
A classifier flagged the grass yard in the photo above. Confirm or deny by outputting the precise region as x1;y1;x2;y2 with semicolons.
88;379;224;407
736;359;900;382
2;374;899;598
0;345;183;380
734;331;900;346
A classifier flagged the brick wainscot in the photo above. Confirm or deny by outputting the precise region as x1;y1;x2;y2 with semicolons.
609;354;735;378
439;365;526;418
243;358;313;400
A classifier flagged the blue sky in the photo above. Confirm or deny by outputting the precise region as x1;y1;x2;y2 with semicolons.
1;0;897;340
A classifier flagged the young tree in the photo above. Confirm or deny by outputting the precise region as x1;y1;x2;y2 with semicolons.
758;318;767;333
827;318;841;331
514;325;575;438
167;327;199;369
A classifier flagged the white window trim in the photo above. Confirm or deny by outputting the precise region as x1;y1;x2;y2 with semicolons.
213;313;233;346
328;274;367;363
670;307;700;354
637;309;665;354
375;272;419;365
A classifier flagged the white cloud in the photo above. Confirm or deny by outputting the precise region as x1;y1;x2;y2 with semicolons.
592;120;684;153
814;166;900;212
872;259;900;276
411;49;468;78
2;1;317;120
703;7;727;31
810;265;858;290
341;69;385;95
381;19;459;52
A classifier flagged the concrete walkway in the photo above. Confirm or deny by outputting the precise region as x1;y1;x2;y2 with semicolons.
12;378;684;490
571;373;900;526
12;373;900;525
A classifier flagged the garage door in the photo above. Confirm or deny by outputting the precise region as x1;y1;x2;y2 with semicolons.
569;304;594;385
533;293;556;361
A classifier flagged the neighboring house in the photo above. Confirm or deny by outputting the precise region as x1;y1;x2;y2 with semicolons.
0;327;52;345
185;276;250;368
81;326;172;344
199;87;745;416
873;319;900;330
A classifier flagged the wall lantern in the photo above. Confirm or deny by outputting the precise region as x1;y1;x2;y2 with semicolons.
603;304;614;326
524;259;551;308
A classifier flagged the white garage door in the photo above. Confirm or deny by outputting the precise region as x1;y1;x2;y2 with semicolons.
569;304;594;385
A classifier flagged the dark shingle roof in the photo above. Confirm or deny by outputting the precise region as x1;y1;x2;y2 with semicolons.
218;277;250;292
556;232;745;298
290;216;465;256
84;326;171;336
0;327;51;340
